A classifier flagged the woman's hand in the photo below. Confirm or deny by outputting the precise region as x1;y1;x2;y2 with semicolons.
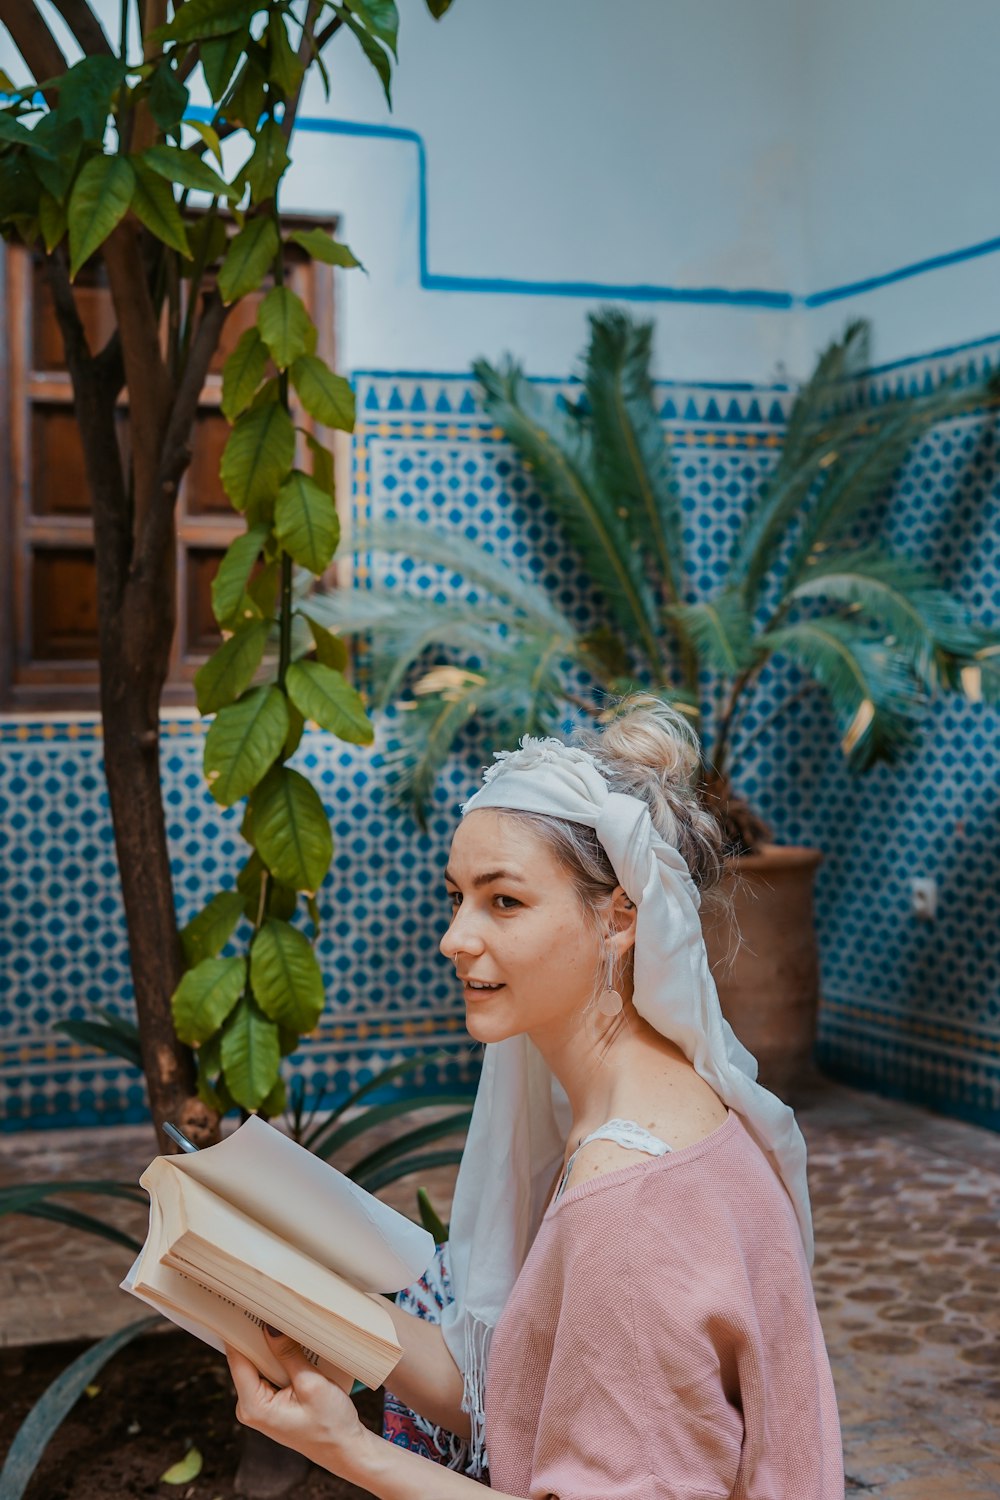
225;1328;368;1479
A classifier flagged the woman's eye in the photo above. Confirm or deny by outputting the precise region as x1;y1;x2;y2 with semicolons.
447;890;462;909
495;895;521;911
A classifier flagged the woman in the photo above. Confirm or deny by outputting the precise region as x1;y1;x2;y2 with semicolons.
227;698;844;1498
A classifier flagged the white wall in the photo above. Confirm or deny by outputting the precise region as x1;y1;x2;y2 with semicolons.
6;0;1000;380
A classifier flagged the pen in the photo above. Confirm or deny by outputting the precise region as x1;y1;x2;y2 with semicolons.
163;1121;199;1153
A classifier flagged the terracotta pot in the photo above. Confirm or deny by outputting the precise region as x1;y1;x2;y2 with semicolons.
701;844;824;1105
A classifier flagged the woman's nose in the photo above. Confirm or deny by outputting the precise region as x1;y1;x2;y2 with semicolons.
440;908;484;960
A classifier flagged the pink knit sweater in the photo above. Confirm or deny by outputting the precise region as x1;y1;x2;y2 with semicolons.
484;1112;843;1500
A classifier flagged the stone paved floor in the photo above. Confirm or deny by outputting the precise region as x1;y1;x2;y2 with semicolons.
1;1080;998;1497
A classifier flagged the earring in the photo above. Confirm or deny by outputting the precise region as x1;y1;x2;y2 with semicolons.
597;986;624;1017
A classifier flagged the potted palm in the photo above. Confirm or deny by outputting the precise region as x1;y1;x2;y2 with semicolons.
312;313;999;1099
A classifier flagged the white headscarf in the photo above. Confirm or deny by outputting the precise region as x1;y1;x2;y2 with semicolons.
440;736;813;1474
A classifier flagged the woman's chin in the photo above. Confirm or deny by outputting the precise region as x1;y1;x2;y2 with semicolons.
463;1001;517;1045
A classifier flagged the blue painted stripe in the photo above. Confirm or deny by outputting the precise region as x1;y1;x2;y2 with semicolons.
804;234;1000;308
185;105;1000;312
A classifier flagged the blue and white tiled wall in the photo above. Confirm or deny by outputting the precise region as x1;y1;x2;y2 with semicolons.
2;346;998;1130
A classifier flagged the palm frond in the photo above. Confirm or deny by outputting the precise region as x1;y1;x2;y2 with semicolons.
340;518;575;635
762;616;925;770
582;309;685;605
787;546;985;688
666;591;761;677
380;635;576;823
728;323;870;599
934;630;1000;706
474;356;664;671
782;375;993;590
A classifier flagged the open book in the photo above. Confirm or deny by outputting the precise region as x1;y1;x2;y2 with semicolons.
122;1116;434;1392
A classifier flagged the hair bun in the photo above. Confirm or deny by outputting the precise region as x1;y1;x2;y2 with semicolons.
574;693;725;892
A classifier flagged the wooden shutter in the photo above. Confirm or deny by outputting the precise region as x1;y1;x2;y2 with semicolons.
0;222;337;711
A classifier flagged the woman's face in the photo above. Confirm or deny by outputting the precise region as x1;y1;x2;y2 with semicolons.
440;809;602;1047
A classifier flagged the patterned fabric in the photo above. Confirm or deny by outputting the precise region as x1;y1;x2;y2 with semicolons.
382;1241;475;1473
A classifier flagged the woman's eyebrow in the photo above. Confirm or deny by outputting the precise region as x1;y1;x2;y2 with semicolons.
443;868;526;888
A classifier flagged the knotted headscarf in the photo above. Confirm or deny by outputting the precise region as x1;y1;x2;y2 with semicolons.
440;737;813;1474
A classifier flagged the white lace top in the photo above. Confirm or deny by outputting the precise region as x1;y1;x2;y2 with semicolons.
553;1117;672;1202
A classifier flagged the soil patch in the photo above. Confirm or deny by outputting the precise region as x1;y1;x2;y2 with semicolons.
0;1332;386;1499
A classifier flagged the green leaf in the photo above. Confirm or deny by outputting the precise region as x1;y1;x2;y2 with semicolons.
251;918;325;1031
194;619;270;714
275;470;340;573
236;851;298;923
331;5;393;105
416;1187;448;1241
25;112;83;200
204;686;289;806
212;522;271;626
289;226;365;271
172;956;245;1045
256;286;315;370
200;31;247;99
68;156;135;279
424;0;454;15
147;66;190;131
161;1448;203;1486
303;614;348;671
38;190;67;252
180;890;246;965
220;402;295;515
345;0;399;58
258;1074;287;1115
225;54;268;131
183;209;228;279
0;1318;160;1500
142;142;233;202
157;0;254;45
184;118;225;168
0;113;35;149
130;161;191;255
221;328;270;422
240;118;290;205
305;431;335;494
246;558;279;617
58;56;126;141
286;661;373;744
283;701;306;758
266;13;305;95
218;215;279;303
220;995;280;1111
289;355;355;431
250;767;333;893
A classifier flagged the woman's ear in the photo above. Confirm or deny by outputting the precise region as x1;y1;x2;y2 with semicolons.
606;886;637;957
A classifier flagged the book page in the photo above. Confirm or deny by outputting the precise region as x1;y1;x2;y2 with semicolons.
167;1115;433;1294
121;1251;355;1392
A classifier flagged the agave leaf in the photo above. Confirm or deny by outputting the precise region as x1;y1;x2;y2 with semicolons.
474;357;663;671
53;1016;142;1069
762;616;924;770
346;1112;472;1185
0;1317;160;1500
582;308;685;607
786;547;983;688
666;592;760;677
299;1053;453;1149
307;1093;473;1161
352;1147;465;1196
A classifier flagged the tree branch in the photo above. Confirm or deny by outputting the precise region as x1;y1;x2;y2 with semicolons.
137;286;229;580
281;1;332;144
48;0;114;57
0;0;68;83
102;220;171;536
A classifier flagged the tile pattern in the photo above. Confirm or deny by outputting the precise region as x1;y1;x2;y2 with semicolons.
1;1082;998;1500
1;355;997;1129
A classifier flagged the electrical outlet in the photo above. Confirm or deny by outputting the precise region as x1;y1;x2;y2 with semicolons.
911;877;937;921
